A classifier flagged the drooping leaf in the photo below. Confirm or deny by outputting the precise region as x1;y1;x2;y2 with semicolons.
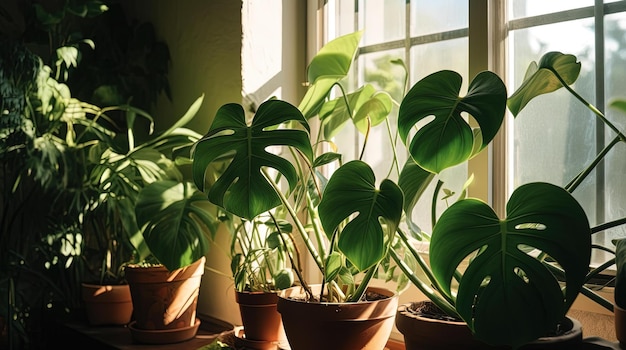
299;31;363;118
430;182;591;348
319;84;393;138
398;70;507;174
507;52;581;116
136;180;217;271
192;99;313;220
318;160;403;271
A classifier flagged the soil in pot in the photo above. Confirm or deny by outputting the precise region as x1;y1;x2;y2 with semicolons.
277;284;398;350
81;283;133;326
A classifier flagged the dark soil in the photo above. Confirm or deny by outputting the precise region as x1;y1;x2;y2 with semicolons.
288;289;390;303
407;300;463;322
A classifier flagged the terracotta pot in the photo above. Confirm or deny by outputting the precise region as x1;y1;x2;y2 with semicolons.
81;283;133;326
124;256;205;344
396;301;496;350
277;284;398;350
397;301;583;350
235;290;286;347
616;304;626;345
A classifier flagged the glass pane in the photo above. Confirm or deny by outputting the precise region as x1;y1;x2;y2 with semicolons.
410;0;468;37
358;0;405;46
603;11;626;249
509;19;600;249
326;0;357;39
509;0;593;20
410;38;468;85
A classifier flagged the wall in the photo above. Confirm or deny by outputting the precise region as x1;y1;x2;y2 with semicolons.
122;0;243;135
123;0;307;326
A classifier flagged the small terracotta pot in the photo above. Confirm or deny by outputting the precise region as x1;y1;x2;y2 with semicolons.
616;304;626;345
277;284;398;350
235;290;285;345
81;283;133;326
125;256;205;342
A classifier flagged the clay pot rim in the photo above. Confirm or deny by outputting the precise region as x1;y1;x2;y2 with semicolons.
278;285;397;306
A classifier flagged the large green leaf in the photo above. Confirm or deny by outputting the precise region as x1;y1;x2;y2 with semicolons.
319;84;393;138
192;99;313;220
430;182;591;348
318;160;403;271
397;159;435;215
398;70;506;174
299;31;362;118
136;180;217;271
507;52;581;116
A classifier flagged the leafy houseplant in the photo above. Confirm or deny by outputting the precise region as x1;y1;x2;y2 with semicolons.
192;32;402;349
195;29;617;349
393;51;626;349
116;95;220;344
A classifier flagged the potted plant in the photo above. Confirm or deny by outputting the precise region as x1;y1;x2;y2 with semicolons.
192;31;401;350
393;51;623;349
225;210;295;348
78;95;210;328
105;94;224;345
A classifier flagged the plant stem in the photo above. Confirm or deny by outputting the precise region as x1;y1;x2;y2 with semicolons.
348;263;378;302
389;247;459;318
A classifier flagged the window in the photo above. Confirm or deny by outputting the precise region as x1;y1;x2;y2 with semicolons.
320;0;626;267
323;0;470;234
507;1;626;265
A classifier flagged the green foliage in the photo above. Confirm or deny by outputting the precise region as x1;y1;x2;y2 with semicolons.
398;70;507;174
431;182;590;348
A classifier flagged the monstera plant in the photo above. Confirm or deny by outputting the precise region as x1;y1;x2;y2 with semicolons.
192;31;403;301
391;51;621;349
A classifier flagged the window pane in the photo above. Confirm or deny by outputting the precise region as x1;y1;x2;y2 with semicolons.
410;38;468;83
510;18;596;206
509;0;593;20
358;0;405;46
603;11;626;251
410;0;468;36
325;0;357;38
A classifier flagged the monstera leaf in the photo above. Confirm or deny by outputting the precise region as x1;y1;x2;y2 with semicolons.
430;182;591;348
508;52;581;116
318;160;403;271
136;180;217;271
299;31;363;119
319;84;393;139
398;70;507;174
192;99;313;220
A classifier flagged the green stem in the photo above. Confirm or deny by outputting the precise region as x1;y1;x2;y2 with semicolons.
389;248;459;318
580;285;614;312
566;135;620;193
348;263;379;302
432;180;444;227
394;228;455;307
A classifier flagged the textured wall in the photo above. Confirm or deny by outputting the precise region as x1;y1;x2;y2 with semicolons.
123;0;243;135
122;0;307;327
